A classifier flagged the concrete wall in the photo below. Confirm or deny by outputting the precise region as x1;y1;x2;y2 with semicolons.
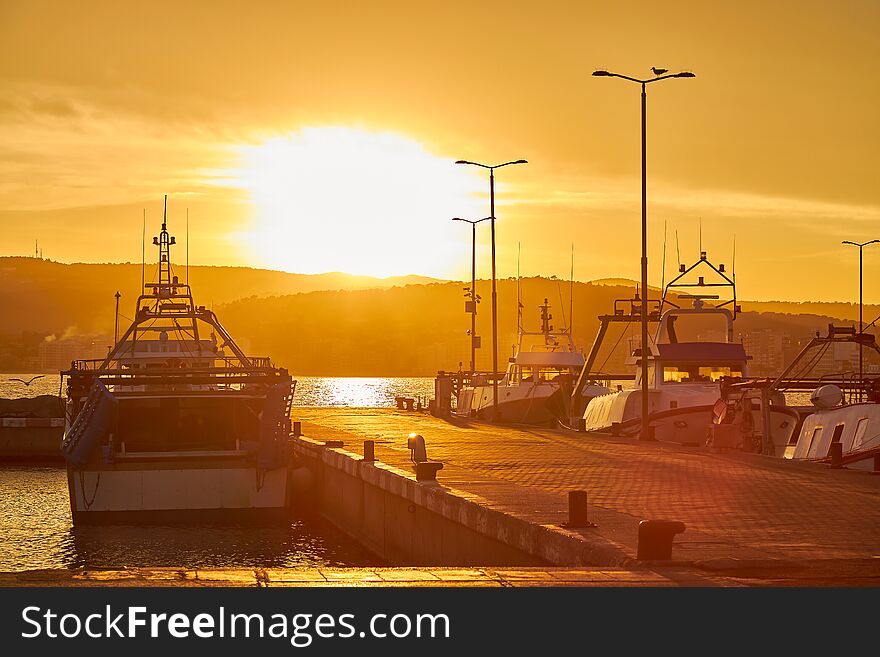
292;437;541;566
0;427;63;461
290;436;627;567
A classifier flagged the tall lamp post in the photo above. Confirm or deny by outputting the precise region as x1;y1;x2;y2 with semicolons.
592;67;695;441
452;216;491;373
842;239;879;398
455;159;528;422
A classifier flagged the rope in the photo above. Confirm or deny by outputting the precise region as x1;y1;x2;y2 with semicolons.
595;323;630;376
78;470;101;511
788;341;831;383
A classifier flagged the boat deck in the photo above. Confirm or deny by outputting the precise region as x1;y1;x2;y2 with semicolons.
293;407;880;571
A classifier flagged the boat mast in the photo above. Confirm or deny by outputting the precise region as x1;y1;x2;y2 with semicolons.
569;244;574;336
156;195;173;292
539;298;553;346
517;242;523;333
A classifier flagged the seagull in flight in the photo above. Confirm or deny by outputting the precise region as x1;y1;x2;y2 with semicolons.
652;67;669;75
10;375;45;387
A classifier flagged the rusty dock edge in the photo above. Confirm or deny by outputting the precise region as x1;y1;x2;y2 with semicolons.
290;435;630;568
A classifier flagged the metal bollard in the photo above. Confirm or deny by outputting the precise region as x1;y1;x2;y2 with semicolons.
828;442;843;468
637;520;686;560
564;490;595;528
322;439;344;448
407;433;442;481
407;433;428;463
363;439;375;463
292;421;302;437
414;461;443;481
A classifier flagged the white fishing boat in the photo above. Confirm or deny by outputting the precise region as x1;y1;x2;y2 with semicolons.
61;199;295;523
455;299;608;424
784;326;880;469
577;252;798;452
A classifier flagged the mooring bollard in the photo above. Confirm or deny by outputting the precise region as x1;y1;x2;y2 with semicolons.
414;461;443;481
322;439;344;448
828;442;843;468
637;520;686;560
873;454;880;476
363;439;375;463
407;433;442;481
565;490;594;528
292;421;302;437
407;433;428;463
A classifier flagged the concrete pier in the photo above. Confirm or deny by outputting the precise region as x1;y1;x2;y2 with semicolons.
0;566;747;587
290;407;880;582
3;563;878;587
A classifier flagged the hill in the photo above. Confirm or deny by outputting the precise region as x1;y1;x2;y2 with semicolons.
216;278;875;376
0;257;440;337
1;258;874;376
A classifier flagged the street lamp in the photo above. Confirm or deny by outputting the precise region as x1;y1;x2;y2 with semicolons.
592;67;695;441
842;239;879;397
452;216;491;373
455;159;528;422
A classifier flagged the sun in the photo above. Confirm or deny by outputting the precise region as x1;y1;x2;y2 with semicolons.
223;127;487;279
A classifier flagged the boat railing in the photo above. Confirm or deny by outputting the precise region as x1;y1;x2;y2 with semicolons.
613;297;661;318
436;370;505;397
68;354;273;372
768;370;877;402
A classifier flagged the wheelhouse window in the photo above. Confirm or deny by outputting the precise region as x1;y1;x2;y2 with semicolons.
515;366;572;383
662;364;743;383
851;417;870;450
807;426;823;458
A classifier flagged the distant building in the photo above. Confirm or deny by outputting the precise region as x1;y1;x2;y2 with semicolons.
741;329;792;377
38;336;110;372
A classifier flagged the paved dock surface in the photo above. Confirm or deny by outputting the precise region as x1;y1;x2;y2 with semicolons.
294;407;880;577
1;566;745;587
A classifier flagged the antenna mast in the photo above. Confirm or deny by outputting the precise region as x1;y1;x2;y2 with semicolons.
154;195;176;287
569;244;574;334
186;207;190;285
516;242;523;332
661;220;668;291
675;229;681;269
539;297;552;344
114;291;121;343
141;209;146;290
732;234;737;284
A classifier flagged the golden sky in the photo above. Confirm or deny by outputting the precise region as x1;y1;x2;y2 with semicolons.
1;0;878;301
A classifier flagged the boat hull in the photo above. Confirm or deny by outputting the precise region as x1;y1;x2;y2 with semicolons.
456;383;608;424
459;388;557;424
583;388;799;454
791;403;880;470
67;458;290;524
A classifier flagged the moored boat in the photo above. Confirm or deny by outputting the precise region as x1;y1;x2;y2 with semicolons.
61;200;295;523
455;299;608;424
577;251;797;452
784;326;880;469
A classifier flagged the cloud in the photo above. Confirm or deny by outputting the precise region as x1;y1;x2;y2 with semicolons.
507;176;880;230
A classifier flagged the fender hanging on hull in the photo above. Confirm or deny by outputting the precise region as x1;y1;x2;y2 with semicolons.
61;380;118;468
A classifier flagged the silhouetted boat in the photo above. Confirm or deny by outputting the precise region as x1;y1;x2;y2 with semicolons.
455;299;608;424
61;201;294;523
